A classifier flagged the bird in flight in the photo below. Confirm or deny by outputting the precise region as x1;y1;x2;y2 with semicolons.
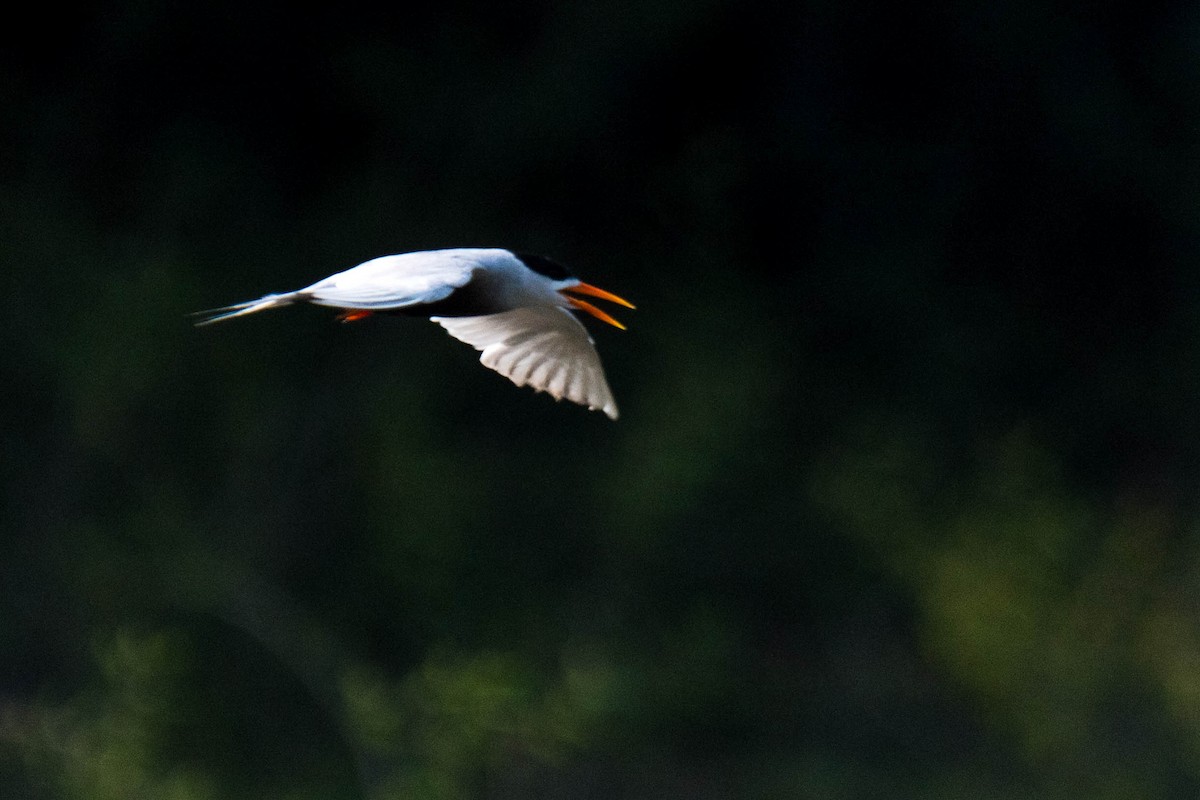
194;248;634;419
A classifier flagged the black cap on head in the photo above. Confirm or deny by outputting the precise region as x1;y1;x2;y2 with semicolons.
515;252;574;281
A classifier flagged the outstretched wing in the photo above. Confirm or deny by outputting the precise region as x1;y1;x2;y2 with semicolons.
301;252;479;310
433;307;618;419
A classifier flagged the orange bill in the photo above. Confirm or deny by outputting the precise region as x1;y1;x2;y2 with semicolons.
567;296;627;330
565;282;636;309
337;310;375;323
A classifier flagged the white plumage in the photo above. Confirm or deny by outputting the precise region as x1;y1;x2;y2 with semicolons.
194;248;633;419
435;307;617;420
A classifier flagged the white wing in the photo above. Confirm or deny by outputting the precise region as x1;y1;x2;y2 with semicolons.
433;307;619;419
301;251;483;310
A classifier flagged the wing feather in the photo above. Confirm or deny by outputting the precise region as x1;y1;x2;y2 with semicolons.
433;307;619;419
301;252;478;310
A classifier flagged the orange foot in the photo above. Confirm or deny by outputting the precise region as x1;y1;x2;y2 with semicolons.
336;310;374;323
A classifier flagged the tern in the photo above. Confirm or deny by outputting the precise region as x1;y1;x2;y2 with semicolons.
194;248;634;419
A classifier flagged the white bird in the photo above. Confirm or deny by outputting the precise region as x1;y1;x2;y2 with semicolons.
194;248;634;419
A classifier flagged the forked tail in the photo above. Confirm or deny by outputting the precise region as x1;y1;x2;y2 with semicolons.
191;293;301;326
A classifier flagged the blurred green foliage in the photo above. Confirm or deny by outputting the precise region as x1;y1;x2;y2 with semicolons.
3;0;1200;797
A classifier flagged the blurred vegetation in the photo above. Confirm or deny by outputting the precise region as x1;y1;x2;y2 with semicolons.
3;0;1200;797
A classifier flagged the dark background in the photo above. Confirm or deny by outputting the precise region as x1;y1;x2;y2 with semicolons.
4;1;1200;797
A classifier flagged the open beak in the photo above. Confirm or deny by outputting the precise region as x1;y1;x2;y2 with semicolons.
562;282;636;330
